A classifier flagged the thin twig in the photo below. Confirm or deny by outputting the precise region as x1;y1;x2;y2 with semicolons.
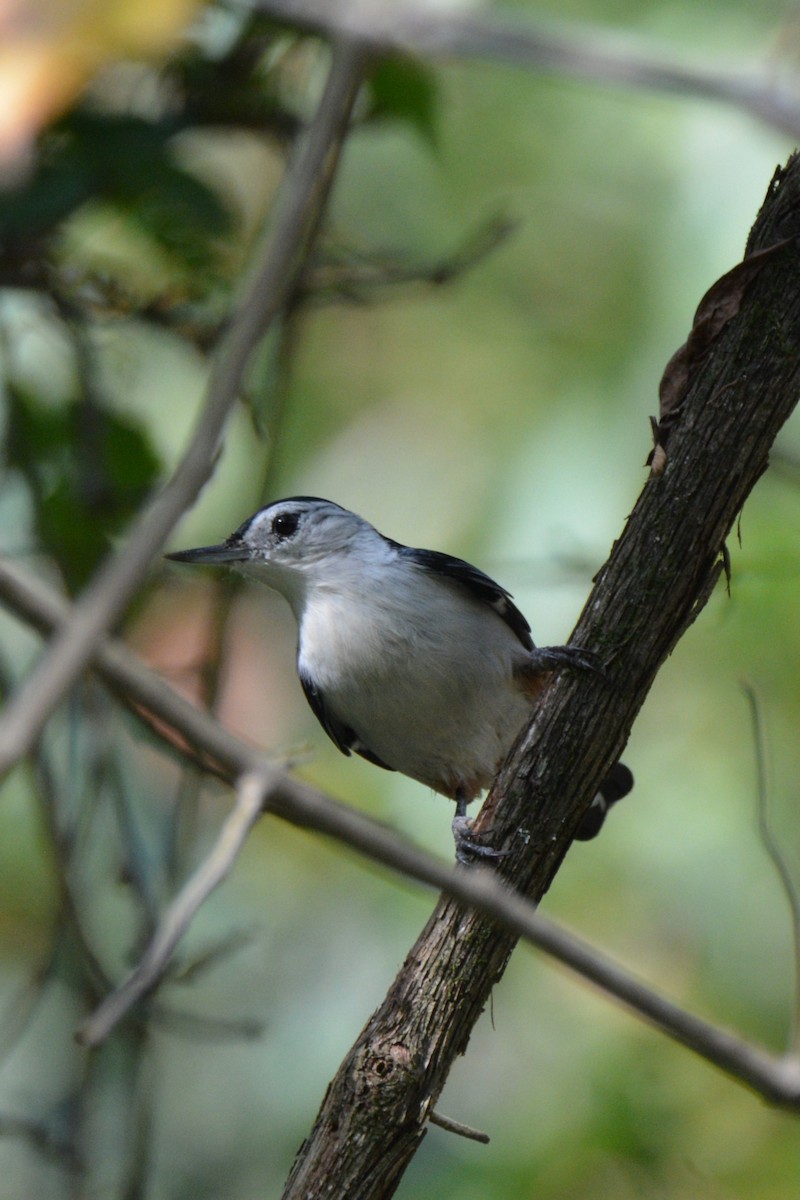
76;771;268;1046
429;1110;490;1144
168;927;257;985
0;941;59;1066
148;1006;264;1042
1;558;800;1104
259;0;800;139
743;682;800;1056
105;752;162;938
303;216;517;303
0;38;367;778
0;1112;80;1169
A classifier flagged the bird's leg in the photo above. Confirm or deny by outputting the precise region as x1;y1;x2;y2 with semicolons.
451;788;510;865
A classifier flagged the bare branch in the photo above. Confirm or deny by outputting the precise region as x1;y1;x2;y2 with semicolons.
304;216;517;304
76;771;268;1047
148;1006;264;1042
259;0;800;139
428;1110;490;1144
0;1111;80;1169
1;559;800;1108
0;38;367;778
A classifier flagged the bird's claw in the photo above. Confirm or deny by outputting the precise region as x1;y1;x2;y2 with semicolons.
528;644;604;677
452;815;510;865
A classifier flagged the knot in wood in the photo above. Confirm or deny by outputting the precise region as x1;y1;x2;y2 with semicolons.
366;1041;411;1084
350;1039;423;1111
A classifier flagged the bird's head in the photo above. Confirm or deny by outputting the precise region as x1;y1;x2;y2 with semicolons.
167;497;390;611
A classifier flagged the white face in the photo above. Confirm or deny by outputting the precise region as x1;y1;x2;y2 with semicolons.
235;499;367;566
169;497;389;610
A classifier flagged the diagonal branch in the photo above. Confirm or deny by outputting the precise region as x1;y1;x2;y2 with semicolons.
259;0;800;139
75;771;268;1047
279;156;800;1198
1;558;800;1108
0;38;367;779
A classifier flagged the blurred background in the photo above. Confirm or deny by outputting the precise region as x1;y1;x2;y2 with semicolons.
1;0;800;1196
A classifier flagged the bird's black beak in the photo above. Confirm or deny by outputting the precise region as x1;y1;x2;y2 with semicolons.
165;541;249;565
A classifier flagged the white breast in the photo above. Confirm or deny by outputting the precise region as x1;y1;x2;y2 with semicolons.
297;563;533;800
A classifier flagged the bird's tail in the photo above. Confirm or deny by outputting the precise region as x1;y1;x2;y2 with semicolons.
574;761;634;841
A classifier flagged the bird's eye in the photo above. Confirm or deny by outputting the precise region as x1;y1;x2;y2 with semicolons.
272;511;299;540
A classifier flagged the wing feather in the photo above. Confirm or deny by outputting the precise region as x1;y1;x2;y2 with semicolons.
299;672;395;772
396;545;533;650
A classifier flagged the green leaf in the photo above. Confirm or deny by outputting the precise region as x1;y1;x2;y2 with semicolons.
366;57;439;146
6;387;162;591
0;110;232;273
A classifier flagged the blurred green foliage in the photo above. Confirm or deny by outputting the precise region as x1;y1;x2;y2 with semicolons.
367;56;440;145
1;1;800;1198
7;385;161;590
0;112;231;252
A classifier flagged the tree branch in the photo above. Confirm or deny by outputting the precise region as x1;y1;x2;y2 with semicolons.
278;157;800;1198
259;0;800;139
75;771;268;1047
0;38;367;778
1;558;800;1111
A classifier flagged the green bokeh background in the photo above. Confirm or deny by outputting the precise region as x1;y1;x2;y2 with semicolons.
2;1;800;1196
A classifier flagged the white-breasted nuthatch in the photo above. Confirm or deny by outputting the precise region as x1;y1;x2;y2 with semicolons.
167;497;632;859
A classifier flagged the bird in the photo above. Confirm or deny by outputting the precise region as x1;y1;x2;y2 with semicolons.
167;497;632;860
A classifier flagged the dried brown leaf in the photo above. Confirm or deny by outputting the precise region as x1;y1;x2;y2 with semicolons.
650;238;792;474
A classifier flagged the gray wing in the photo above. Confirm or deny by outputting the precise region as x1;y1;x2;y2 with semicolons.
397;546;533;651
298;672;395;772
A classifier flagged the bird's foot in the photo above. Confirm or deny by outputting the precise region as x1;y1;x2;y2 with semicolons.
452;814;510;865
528;644;604;677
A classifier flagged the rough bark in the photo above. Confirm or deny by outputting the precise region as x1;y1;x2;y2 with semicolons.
281;154;800;1199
